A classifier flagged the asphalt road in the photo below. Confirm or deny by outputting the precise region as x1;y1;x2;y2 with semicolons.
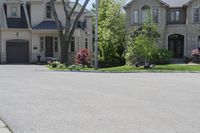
0;65;200;133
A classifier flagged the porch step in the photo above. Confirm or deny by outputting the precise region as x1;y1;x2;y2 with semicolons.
170;59;185;64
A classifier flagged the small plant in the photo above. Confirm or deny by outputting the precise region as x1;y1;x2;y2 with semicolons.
69;64;83;71
76;49;91;67
51;61;60;68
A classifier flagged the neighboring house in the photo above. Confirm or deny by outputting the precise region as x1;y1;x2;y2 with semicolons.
0;0;93;64
124;0;200;59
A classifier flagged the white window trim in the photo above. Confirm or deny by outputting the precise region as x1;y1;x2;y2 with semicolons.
44;2;54;20
7;4;21;18
132;9;139;24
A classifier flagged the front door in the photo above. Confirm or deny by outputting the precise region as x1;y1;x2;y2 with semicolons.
168;34;184;58
45;36;53;57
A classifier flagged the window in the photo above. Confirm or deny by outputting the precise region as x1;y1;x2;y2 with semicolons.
170;12;175;22
142;5;150;23
175;11;180;22
40;37;45;52
70;37;75;52
152;9;158;23
85;38;88;49
194;8;199;22
133;9;139;24
170;11;180;23
54;37;58;52
46;2;52;19
11;6;17;17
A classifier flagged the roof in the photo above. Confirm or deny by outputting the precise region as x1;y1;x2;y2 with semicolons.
69;2;94;16
162;0;191;7
33;21;58;30
124;0;192;8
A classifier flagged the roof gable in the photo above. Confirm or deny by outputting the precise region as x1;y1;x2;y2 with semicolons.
124;0;191;8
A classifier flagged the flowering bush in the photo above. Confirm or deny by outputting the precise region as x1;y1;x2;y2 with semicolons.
191;48;200;63
191;48;200;57
76;49;91;67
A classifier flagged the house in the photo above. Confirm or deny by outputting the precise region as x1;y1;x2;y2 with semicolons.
124;0;200;59
0;0;93;64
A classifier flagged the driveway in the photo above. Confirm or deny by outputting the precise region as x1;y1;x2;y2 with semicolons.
0;65;200;133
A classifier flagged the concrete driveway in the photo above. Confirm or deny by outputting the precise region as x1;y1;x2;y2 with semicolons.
0;65;200;133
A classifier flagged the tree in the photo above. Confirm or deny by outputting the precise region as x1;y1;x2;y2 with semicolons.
126;14;160;67
98;0;126;67
50;0;90;64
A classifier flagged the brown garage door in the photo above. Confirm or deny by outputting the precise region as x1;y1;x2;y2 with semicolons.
6;40;29;64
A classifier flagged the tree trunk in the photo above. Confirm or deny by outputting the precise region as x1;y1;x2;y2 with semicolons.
60;37;69;64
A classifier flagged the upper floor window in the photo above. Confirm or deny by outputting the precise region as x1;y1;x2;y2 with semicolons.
152;9;158;23
170;11;180;23
46;2;52;19
7;5;20;18
133;9;139;24
11;6;17;17
142;5;150;23
193;8;199;22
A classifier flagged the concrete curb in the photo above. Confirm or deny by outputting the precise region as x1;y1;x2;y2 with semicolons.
0;119;12;133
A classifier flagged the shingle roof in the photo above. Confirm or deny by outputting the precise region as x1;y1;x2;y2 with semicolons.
162;0;191;7
33;21;58;30
124;0;192;8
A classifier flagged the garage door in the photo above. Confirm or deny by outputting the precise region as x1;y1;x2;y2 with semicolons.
6;40;29;64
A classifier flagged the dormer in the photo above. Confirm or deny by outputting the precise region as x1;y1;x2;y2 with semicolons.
6;1;21;18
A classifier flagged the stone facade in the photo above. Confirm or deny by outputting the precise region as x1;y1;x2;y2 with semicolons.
124;0;200;58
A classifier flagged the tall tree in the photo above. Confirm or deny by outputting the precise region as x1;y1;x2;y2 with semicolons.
98;0;126;67
50;0;90;64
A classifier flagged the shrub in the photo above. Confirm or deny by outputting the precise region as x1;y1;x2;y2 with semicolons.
51;61;60;68
152;49;172;64
69;64;83;71
191;48;200;63
76;49;91;67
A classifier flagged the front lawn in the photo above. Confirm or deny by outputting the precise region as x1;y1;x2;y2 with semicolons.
48;64;200;72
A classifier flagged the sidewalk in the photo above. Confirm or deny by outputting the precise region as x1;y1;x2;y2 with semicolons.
0;119;12;133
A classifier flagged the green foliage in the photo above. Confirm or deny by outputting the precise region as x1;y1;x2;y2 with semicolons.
152;49;172;64
50;61;66;69
126;19;160;66
69;64;83;71
98;0;126;67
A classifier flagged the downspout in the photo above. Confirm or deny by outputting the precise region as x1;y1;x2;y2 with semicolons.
186;7;188;58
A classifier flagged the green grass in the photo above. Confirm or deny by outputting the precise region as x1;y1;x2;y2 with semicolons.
48;64;200;73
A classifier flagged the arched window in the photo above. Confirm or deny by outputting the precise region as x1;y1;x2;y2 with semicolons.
197;36;200;48
142;5;150;23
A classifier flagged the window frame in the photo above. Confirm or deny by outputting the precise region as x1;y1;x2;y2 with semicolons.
70;37;75;52
170;10;180;23
54;37;59;52
193;8;200;23
152;9;159;24
133;9;139;24
85;38;88;49
40;37;45;52
45;2;52;19
7;4;21;18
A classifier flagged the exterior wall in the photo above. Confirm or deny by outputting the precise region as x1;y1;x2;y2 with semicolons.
124;0;200;58
0;30;31;63
186;0;200;56
124;0;167;49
